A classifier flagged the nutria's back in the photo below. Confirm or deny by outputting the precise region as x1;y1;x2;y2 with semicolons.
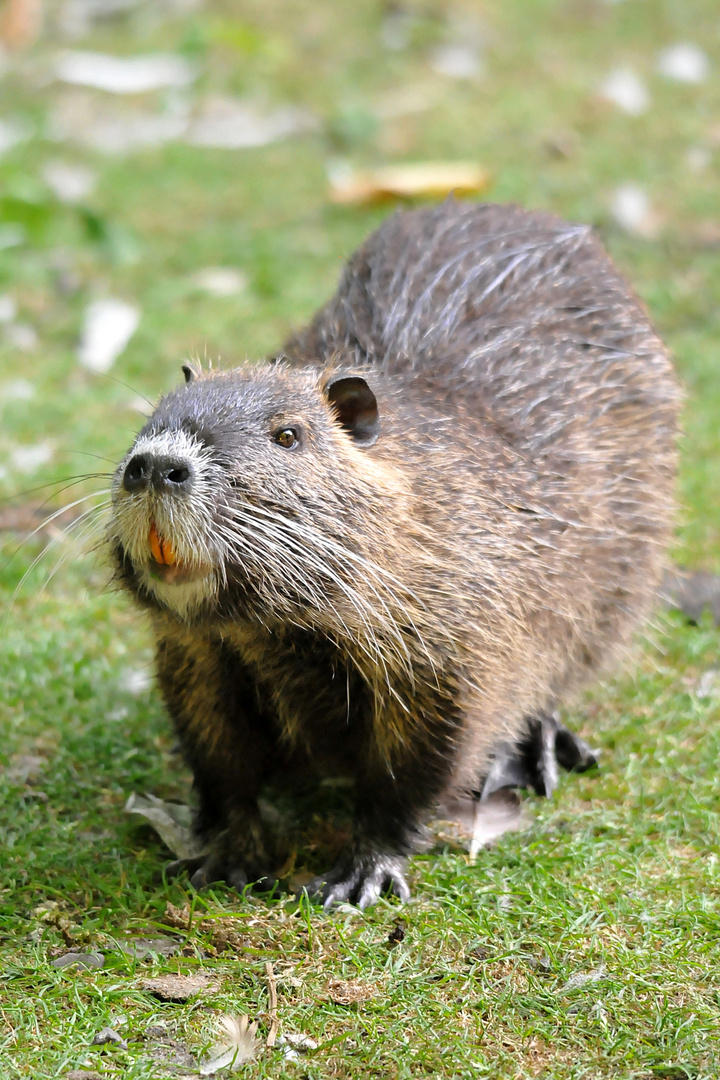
282;200;679;695
284;200;677;454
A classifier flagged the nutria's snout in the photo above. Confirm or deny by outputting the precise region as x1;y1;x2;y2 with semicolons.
110;426;226;615
122;452;194;494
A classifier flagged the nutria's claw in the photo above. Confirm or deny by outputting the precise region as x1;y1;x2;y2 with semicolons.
481;712;598;801
165;856;275;894
165;856;205;880
305;854;410;910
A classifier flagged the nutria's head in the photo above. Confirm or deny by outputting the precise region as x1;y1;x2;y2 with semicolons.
110;362;389;624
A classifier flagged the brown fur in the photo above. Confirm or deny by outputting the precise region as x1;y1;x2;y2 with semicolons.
110;201;680;906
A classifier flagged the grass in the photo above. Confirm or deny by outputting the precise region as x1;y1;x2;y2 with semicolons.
1;0;720;1076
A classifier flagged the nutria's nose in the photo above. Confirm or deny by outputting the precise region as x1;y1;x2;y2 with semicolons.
123;453;193;493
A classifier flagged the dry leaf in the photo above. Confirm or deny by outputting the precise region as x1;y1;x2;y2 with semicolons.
49;90;188;154
78;299;140;374
10;442;53;473
609;184;660;238
192;267;247;297
187;96;316;150
199;1015;259;1074
125;792;201;859
51;951;105;970
92;1027;127;1049
55;51;195;94
327;979;376;1006
657;43;709;84
329;162;490;205
278;1032;318;1061
558;965;606;994
116;936;181;959
430;42;482;80
43;161;97;204
142;974;217;1002
598;68;649;115
470;790;526;858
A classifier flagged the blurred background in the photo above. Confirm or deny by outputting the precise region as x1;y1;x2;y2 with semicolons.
0;0;718;568
1;7;719;1073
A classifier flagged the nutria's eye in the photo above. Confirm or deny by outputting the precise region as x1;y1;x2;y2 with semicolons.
274;428;299;449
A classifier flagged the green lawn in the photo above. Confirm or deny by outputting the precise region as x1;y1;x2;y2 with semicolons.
1;1;719;1076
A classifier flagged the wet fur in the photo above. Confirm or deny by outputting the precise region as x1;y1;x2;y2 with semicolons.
110;201;679;906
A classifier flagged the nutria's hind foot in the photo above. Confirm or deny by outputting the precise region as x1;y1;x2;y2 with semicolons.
481;712;598;801
305;853;411;910
165;855;277;894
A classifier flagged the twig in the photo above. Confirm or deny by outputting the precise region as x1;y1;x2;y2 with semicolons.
265;961;279;1048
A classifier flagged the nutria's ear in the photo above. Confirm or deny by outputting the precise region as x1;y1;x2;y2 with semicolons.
325;376;379;447
182;360;201;384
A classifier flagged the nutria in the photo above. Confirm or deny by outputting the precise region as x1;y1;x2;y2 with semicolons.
109;200;679;908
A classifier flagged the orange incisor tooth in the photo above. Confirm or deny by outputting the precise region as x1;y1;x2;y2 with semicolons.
149;523;177;565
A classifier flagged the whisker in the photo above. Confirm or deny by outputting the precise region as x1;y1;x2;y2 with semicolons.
38;504;112;597
1;490;113;575
0;473;113;506
93;371;156;410
70;451;119;466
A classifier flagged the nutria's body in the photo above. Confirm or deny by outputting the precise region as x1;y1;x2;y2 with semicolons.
110;201;679;907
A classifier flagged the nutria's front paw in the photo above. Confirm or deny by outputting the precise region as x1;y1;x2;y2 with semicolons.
305;853;410;910
166;854;277;892
166;820;276;893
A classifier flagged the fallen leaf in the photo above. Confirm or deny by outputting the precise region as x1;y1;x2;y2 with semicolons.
278;1032;318;1061
125;792;202;860
609;184;660;238
43;161;97;204
328;161;490;205
199;1014;260;1074
10;442;53;473
470;790;526;858
51;951;105;970
657;43;709;84
142;973;217;1002
92;1027;127;1049
694;670;719;699
192;267;247;297
55;51;196;94
120;667;153;695
280;1032;318;1050
78;298;140;373
186;96;317;150
327;979;376;1006
0;118;30;156
116;936;181;959
430;42;482;80
598;68;649;115
5;323;38;351
49;90;188;154
558;965;606;994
